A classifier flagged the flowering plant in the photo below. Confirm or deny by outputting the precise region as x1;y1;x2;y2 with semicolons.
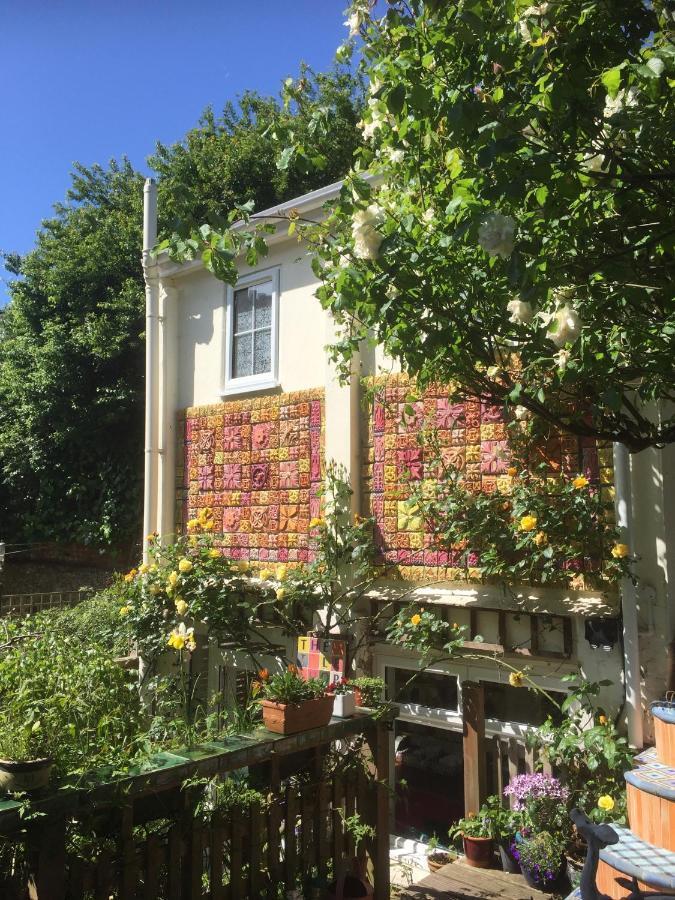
326;677;352;696
386;607;466;659
516;831;564;884
503;773;569;834
254;666;327;705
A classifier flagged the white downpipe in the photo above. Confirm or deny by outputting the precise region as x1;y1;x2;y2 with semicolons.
613;442;644;749
142;178;159;564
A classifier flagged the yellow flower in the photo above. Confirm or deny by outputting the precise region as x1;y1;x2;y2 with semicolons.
175;598;188;617
149;583;161;596
168;623;196;652
178;558;193;574
149;564;158;573
124;573;134;583
202;519;214;532
259;568;272;581
236;560;249;572
611;543;629;559
309;517;324;528
188;536;198;547
509;671;525;688
519;515;538;532
598;795;615;812
572;474;589;489
168;571;179;587
533;531;548;547
147;532;157;542
276;565;288;582
119;606;130;617
599;715;608;726
187;518;201;533
209;548;220;559
138;563;150;575
410;614;422;626
276;587;287;601
507;466;518;478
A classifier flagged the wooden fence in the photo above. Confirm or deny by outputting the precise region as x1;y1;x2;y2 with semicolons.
0;589;94;618
0;710;393;900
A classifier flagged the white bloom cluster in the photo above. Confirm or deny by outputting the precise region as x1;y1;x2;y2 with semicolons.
545;304;582;347
581;151;606;175
517;3;551;40
478;212;516;258
359;99;389;141
553;348;571;369
345;11;362;37
603;87;639;120
514;405;531;421
352;204;385;260
506;298;534;325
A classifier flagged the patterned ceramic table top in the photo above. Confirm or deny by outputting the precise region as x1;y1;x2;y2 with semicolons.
598;823;675;891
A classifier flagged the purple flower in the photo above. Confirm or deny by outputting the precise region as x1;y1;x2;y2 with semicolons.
503;773;568;810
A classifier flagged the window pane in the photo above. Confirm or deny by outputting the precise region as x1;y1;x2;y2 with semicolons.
483;682;565;726
388;667;458;711
254;284;273;328
253;328;272;375
232;333;253;378
234;288;253;333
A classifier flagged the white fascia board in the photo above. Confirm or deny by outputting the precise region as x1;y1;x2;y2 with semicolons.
156;173;381;280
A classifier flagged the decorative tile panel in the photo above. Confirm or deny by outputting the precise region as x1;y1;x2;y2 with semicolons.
363;373;611;583
176;389;324;565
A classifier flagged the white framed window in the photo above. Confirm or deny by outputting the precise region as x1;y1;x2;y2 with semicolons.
222;267;280;395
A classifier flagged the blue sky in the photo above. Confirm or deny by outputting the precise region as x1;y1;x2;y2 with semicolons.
0;0;353;304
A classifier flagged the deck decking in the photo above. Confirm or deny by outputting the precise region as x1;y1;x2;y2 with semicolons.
398;859;555;900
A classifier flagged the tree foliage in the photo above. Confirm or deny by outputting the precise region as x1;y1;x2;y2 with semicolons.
310;0;675;451
0;66;363;546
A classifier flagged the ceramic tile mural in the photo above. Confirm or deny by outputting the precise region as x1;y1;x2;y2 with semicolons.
177;389;324;564
363;373;613;583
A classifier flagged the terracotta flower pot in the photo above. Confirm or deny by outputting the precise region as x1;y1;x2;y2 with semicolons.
261;695;334;735
428;851;454;872
462;835;494;868
0;757;53;793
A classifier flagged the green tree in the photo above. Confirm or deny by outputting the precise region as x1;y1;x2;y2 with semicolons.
307;0;674;451
0;66;363;546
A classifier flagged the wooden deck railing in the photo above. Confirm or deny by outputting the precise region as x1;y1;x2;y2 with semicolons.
0;709;394;900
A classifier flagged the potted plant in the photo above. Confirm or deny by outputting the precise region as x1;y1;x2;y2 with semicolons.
327;812;375;899
448;803;497;868
327;678;356;718
0;718;54;794
351;676;385;708
426;834;455;873
256;666;334;735
503;773;569;835
479;795;524;873
516;831;569;892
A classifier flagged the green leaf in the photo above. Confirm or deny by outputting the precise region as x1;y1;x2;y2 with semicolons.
601;66;622;98
535;185;548;206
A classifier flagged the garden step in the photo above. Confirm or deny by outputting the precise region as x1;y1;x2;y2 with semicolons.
594;824;675;893
633;746;658;766
625;757;675;801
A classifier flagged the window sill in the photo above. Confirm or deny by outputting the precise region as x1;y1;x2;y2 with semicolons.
220;376;280;397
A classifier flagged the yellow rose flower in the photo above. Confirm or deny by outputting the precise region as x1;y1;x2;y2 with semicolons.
507;466;518;478
276;565;288;582
175;598;188;616
147;533;157;542
149;583;161;596
259;568;272;581
533;531;548;547
178;558;193;574
309;517;324;528
168;571;179;587
209;548;220;559
509;671;525;688
519;515;538;532
119;606;130;617
187;518;200;533
611;543;629;559
124;573;134;583
236;560;249;572
572;474;589;489
138;563;149;575
168;623;196;653
410;614;422;626
599;715;608;726
149;564;158;573
598;795;615;811
275;587;287;601
202;520;214;532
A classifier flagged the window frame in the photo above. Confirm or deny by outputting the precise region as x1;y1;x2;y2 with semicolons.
222;266;280;396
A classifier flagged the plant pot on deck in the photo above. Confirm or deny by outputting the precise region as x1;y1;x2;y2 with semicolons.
0;757;53;793
521;859;570;893
261;695;334;735
462;835;495;868
498;840;521;874
428;850;455;872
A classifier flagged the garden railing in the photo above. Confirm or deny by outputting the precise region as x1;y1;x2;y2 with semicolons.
0;708;394;900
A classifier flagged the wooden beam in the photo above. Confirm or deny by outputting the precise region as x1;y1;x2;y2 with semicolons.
462;681;486;816
372;719;391;900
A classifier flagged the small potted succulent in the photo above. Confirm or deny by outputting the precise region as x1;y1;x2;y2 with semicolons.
0;717;55;794
426;834;455;873
255;666;334;735
327;678;356;718
351;676;385;708
448;803;498;868
516;831;569;892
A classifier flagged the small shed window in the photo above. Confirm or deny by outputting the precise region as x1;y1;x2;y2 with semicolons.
223;268;279;395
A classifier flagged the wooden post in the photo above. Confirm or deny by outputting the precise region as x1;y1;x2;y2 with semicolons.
27;818;67;900
372;719;391;900
463;680;486;816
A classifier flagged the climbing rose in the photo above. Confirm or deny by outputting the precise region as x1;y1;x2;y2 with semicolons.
352;204;385;260
519;515;538;532
507;298;534;325
509;671;525;687
611;543;630;559
572;475;589;489
478;212;516;258
547;305;582;347
598;795;615;811
554;348;571;370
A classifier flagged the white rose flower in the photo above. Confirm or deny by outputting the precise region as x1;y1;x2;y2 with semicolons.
478;212;516;258
603;87;639;120
345;11;361;37
387;148;405;164
423;208;435;223
352;204;385;260
487;365;500;378
581;151;606;174
547;304;582;347
506;298;534;325
385;284;400;300
517;4;550;40
514;405;531;421
553;348;571;369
